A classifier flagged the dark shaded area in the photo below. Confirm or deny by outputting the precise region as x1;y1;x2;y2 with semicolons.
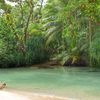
64;58;88;67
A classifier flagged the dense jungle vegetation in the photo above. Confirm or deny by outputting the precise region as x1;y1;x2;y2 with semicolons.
0;0;100;68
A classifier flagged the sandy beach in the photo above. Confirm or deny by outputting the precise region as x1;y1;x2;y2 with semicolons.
0;90;76;100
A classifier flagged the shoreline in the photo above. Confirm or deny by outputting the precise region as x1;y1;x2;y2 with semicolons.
0;89;77;100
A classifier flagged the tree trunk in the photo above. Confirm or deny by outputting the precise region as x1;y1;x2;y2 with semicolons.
24;0;34;42
88;18;92;67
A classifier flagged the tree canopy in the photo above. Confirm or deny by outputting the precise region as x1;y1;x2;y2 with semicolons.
0;0;100;68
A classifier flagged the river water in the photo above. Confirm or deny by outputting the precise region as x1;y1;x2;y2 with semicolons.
0;67;100;100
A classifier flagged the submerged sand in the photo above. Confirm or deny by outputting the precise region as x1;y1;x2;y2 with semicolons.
0;90;76;100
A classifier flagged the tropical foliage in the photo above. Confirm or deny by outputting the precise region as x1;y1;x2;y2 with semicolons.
0;0;100;67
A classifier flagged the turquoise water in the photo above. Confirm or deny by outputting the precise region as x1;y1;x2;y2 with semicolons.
0;67;100;100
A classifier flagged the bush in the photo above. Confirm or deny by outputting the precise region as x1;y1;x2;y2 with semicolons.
0;34;51;68
25;34;50;65
90;34;100;67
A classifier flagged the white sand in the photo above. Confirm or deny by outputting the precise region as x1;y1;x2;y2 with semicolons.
0;90;76;100
0;91;31;100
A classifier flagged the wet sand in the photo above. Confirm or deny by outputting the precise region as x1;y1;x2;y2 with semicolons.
0;90;76;100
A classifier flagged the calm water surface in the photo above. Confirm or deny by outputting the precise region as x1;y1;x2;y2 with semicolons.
0;67;100;100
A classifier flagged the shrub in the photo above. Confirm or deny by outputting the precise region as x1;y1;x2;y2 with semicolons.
0;34;51;68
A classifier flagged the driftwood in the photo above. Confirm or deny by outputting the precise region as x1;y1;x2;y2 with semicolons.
0;83;6;89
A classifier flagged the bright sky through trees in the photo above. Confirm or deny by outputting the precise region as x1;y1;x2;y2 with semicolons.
5;0;48;6
5;0;17;6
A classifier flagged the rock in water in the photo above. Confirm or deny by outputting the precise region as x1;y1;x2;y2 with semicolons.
0;83;6;89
